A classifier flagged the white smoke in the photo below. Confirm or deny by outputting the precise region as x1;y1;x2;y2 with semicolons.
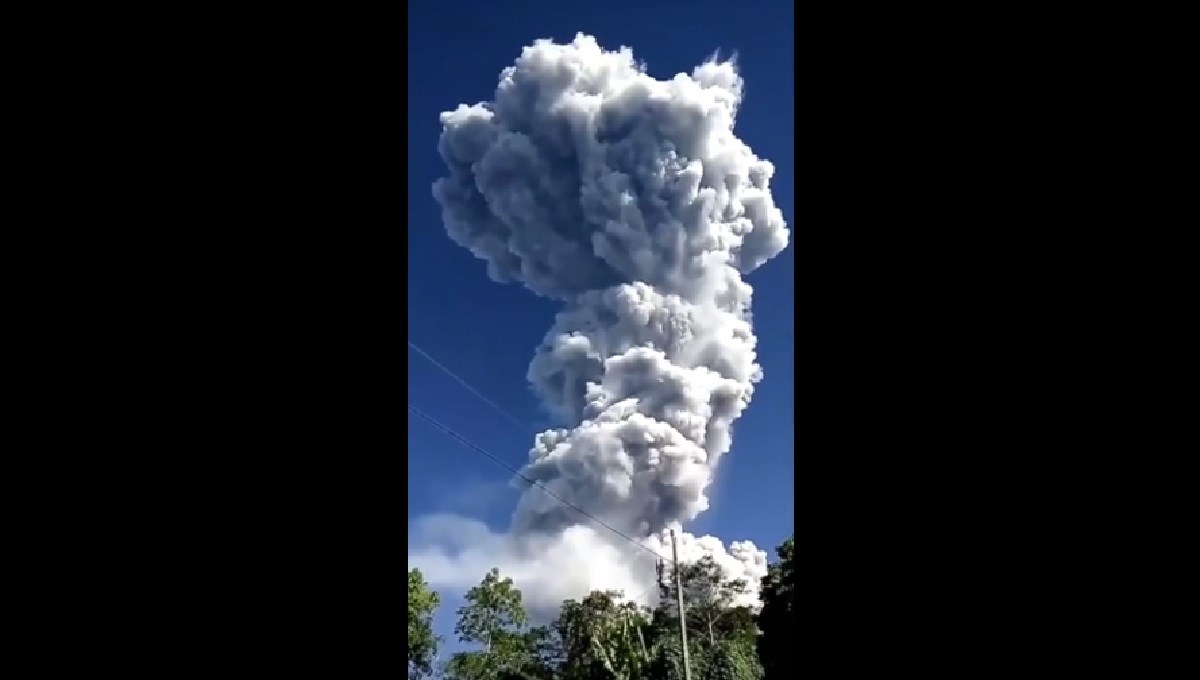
411;33;788;620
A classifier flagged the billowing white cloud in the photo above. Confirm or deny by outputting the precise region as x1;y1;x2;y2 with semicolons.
412;33;789;617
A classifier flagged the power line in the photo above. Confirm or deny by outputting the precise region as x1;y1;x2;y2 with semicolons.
408;339;530;432
407;403;674;566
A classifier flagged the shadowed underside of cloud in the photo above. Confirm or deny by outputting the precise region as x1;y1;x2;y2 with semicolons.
411;32;789;616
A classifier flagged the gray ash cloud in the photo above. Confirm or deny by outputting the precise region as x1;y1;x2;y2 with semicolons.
417;33;788;615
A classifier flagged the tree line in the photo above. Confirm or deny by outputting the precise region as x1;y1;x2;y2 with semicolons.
408;535;794;680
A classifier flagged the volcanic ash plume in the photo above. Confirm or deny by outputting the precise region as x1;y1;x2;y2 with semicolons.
415;33;788;616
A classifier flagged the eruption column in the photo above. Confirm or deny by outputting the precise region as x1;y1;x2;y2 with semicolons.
431;33;788;611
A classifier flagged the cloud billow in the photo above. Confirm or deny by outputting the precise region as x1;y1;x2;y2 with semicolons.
414;33;788;619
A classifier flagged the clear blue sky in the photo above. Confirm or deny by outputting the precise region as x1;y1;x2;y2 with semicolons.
407;0;794;651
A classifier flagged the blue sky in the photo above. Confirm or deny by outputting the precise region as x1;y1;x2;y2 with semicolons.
408;0;793;655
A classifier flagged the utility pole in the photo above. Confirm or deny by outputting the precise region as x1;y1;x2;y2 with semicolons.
670;529;693;680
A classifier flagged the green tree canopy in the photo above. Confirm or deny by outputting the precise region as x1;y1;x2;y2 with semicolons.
756;536;795;679
445;568;548;680
551;590;653;680
408;568;441;679
431;535;795;680
651;556;763;680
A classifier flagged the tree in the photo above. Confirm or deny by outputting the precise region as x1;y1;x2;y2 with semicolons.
697;639;762;680
408;568;441;679
652;556;763;680
551;590;653;680
659;556;751;647
756;536;795;680
517;625;559;680
444;568;549;680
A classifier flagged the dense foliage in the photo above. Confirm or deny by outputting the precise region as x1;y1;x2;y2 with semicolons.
756;538;795;679
407;536;795;679
409;568;441;679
